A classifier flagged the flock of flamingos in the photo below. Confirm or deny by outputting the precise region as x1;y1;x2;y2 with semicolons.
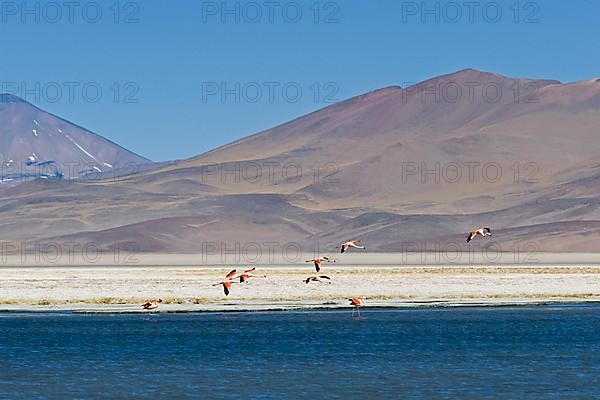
142;227;492;315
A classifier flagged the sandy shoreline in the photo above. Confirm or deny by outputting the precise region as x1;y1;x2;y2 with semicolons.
1;263;600;312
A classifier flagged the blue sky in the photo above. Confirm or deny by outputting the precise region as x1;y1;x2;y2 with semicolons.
1;0;598;161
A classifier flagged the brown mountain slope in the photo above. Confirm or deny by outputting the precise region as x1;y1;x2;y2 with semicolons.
126;69;600;213
1;69;600;253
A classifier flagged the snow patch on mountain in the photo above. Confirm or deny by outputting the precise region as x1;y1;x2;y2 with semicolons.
65;134;98;161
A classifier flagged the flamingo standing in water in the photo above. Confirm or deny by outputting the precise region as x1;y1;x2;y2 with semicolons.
340;240;365;253
305;275;332;284
237;267;267;283
466;227;492;243
142;299;162;310
213;269;237;296
306;257;333;273
348;297;365;316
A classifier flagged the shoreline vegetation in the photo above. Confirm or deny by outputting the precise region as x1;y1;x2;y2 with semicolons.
1;296;599;313
1;255;599;312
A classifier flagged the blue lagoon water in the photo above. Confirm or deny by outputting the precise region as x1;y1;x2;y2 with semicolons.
1;305;599;399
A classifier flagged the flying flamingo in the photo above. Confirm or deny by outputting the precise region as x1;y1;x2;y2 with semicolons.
306;257;333;272
237;267;266;283
142;299;162;310
466;227;492;243
305;275;332;284
340;240;365;253
348;297;365;316
212;269;237;296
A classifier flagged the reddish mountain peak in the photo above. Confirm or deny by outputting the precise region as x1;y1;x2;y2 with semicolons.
415;68;561;87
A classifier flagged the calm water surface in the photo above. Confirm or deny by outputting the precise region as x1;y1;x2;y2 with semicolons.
1;305;599;399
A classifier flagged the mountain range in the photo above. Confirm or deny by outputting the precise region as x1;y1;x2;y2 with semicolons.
1;68;600;253
0;94;152;182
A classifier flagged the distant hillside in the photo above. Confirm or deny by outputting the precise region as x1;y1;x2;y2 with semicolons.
0;94;151;183
2;69;600;253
